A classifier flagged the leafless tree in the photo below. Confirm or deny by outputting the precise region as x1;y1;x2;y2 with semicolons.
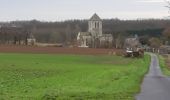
65;24;72;44
149;37;162;49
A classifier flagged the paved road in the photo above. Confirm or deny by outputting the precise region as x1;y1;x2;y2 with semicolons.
136;54;170;100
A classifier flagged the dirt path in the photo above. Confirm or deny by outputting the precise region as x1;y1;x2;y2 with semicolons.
136;54;170;100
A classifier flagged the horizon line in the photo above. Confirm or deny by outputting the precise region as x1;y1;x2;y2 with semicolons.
1;17;170;23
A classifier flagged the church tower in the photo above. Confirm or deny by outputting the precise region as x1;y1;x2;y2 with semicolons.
88;13;102;37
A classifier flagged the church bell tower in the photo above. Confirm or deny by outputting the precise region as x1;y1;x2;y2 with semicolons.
88;13;102;37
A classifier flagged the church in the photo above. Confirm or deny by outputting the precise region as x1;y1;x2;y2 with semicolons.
77;13;113;48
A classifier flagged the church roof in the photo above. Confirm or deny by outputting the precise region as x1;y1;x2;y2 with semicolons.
102;34;112;37
79;32;91;36
90;13;102;21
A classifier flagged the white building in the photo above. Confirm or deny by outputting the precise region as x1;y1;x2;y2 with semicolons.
27;33;36;46
124;35;141;50
77;13;113;48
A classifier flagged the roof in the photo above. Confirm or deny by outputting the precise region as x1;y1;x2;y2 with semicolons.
160;45;170;49
102;34;112;37
78;32;91;36
125;38;139;43
90;13;102;21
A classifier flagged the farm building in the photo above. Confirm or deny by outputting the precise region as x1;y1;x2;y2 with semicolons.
77;13;113;48
159;45;170;54
124;35;141;50
27;33;36;46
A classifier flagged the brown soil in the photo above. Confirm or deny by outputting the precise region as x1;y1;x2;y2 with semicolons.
0;45;123;55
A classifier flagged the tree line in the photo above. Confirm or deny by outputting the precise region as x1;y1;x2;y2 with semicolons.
0;19;170;47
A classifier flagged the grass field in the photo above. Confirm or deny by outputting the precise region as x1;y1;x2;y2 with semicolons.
0;53;150;100
159;55;170;76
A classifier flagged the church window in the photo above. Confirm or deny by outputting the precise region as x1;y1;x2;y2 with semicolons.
95;22;99;28
97;22;99;28
95;22;96;28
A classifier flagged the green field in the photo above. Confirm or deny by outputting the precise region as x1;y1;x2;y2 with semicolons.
159;55;170;76
0;53;150;100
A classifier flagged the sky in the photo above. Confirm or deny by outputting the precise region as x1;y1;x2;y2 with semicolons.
0;0;170;21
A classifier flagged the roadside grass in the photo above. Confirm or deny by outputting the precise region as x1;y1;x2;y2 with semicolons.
159;55;170;76
0;53;150;100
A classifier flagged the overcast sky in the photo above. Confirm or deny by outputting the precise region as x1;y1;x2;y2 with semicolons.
0;0;169;21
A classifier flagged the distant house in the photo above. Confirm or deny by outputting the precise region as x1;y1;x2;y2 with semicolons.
77;13;113;48
159;45;170;54
27;33;36;46
124;35;141;50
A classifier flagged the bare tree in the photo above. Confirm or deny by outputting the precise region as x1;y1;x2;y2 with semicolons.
149;37;162;49
65;24;72;44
